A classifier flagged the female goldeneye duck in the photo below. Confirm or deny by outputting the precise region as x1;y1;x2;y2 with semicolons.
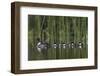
36;38;48;52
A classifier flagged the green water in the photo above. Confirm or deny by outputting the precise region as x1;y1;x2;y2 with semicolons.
28;15;88;60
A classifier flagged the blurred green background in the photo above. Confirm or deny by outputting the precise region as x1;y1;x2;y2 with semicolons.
28;15;88;60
